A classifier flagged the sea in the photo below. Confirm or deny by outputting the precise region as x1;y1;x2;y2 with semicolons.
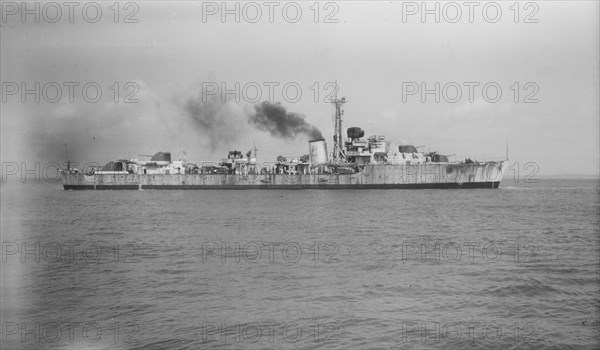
1;178;599;349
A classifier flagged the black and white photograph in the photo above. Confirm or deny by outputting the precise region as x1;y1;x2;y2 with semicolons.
1;1;599;349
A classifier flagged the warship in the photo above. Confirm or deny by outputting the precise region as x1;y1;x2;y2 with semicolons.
61;97;507;190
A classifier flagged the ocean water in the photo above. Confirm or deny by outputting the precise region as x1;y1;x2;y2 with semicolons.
1;178;599;349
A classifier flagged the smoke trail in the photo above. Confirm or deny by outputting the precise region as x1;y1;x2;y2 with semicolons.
180;91;323;151
248;101;323;141
181;92;247;151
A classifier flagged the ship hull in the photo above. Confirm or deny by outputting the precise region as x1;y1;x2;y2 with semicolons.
62;162;506;190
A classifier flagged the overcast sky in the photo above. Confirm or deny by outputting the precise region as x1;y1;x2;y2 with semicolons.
1;1;598;176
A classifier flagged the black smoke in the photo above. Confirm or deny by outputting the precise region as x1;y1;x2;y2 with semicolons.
181;93;247;151
247;101;323;141
180;93;323;150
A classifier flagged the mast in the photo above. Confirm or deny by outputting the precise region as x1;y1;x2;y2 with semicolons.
64;144;70;170
331;93;346;163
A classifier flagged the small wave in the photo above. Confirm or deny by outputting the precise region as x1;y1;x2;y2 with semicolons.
481;280;562;297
